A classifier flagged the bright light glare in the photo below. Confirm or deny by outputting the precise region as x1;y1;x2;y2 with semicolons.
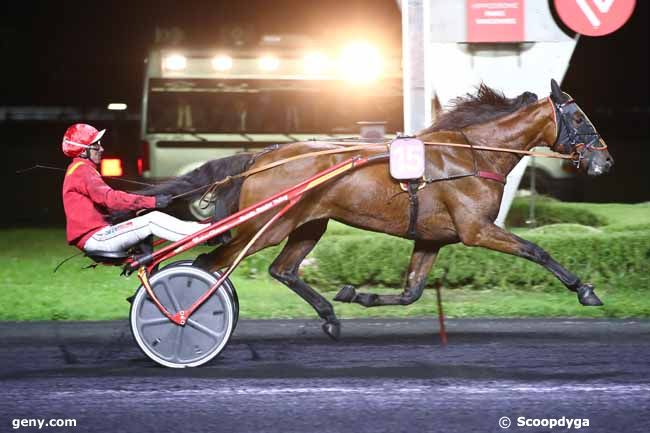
258;55;280;71
163;54;187;71
303;52;329;74
338;42;383;83
101;159;123;177
107;103;127;111
212;55;233;71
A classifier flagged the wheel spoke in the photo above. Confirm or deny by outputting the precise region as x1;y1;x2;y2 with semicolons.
172;325;184;362
163;282;182;312
187;318;225;340
139;317;172;327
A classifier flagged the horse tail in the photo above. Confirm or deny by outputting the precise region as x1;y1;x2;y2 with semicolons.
139;152;255;214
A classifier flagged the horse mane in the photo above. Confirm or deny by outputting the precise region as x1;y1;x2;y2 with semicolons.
421;84;538;133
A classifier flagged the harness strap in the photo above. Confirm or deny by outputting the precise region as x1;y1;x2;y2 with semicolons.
183;143;389;202
181;137;557;203
406;181;420;239
422;141;574;160
477;170;506;184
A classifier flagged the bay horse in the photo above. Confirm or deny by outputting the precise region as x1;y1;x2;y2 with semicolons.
142;79;614;339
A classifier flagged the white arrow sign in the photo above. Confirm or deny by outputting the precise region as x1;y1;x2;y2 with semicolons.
576;0;601;27
592;0;616;13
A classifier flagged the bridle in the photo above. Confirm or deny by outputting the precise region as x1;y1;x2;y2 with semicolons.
548;97;608;168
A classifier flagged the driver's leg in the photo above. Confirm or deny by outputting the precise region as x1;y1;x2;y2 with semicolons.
141;211;209;241
84;211;208;253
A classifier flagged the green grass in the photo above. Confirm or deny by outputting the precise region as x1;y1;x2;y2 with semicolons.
1;248;646;321
235;278;650;319
0;199;650;320
507;197;650;232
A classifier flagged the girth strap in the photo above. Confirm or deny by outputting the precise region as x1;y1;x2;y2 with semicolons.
398;169;504;240
406;180;421;239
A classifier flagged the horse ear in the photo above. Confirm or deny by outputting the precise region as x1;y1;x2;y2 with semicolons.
523;91;538;103
550;79;563;102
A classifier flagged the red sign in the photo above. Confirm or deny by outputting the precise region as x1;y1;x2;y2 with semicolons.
554;0;636;37
467;1;525;42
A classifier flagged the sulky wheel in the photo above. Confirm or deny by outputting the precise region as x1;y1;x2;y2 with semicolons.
160;260;239;329
130;265;235;368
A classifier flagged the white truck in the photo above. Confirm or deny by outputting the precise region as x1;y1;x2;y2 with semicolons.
138;35;403;218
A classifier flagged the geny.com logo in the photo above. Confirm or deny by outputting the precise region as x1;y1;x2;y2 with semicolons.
12;418;77;430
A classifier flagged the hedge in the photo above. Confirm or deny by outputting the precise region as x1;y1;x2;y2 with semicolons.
236;227;650;293
507;197;608;227
301;229;650;292
236;200;650;293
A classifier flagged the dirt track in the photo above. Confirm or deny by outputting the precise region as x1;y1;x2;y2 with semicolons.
1;318;649;433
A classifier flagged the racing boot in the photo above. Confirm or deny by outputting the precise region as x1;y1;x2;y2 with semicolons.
576;283;603;306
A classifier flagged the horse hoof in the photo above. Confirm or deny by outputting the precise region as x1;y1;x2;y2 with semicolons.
322;321;341;341
334;285;357;303
577;284;603;306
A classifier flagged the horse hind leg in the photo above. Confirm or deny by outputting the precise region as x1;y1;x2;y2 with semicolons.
267;219;343;340
335;240;441;307
192;235;249;271
193;216;339;338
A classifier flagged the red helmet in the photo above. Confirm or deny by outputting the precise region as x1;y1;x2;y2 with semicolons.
62;123;106;157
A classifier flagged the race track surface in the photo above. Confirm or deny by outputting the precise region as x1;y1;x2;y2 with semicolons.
1;319;649;433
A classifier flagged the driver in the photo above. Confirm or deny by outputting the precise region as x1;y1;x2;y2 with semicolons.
61;123;209;254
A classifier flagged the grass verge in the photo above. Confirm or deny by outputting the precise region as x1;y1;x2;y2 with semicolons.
1;200;649;322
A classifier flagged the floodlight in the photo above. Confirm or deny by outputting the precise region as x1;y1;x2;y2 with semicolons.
163;54;187;71
338;42;383;83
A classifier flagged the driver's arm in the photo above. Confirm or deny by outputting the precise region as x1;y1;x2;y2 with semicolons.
81;165;156;211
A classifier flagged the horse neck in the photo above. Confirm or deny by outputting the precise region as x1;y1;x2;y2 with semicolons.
463;98;557;175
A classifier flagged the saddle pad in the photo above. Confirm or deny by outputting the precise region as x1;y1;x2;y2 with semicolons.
389;137;425;180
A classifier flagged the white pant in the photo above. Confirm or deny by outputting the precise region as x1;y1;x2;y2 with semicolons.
84;211;209;254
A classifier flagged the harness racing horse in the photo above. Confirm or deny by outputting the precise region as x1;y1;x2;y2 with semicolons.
142;80;614;340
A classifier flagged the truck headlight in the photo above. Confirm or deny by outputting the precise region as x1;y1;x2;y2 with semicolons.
163;54;187;71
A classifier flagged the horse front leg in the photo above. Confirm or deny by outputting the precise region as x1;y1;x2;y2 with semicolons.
456;220;602;306
334;240;441;307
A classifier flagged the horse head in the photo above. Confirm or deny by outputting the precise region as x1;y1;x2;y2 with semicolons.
549;79;614;176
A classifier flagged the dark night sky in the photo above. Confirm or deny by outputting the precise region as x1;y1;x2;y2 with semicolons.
1;1;647;110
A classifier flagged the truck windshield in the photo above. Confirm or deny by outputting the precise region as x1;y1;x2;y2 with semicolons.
146;79;402;135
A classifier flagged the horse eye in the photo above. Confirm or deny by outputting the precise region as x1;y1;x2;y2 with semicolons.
574;114;584;124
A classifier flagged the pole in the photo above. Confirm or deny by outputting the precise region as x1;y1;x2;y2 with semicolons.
435;283;447;346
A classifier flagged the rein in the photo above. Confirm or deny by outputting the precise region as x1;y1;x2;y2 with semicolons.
179;138;577;204
176;143;390;202
16;164;155;187
327;139;576;160
423;140;575;160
